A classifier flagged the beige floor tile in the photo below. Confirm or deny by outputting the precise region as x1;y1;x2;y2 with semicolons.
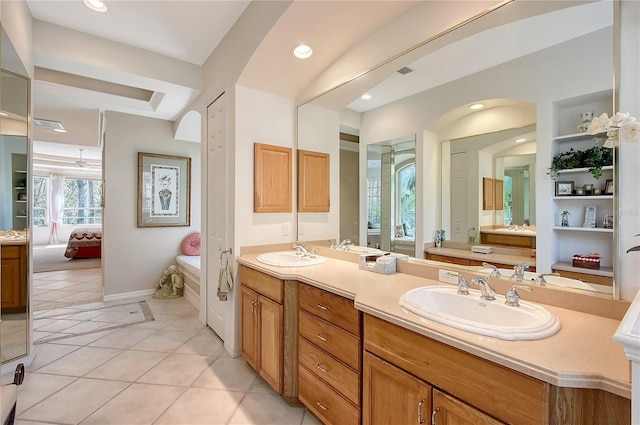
35;319;83;333
15;373;77;414
228;392;306;425
137;353;214;386
48;329;115;346
26;343;80;371
130;329;197;352
163;314;206;332
154;387;244;425
59;320;112;334
247;375;279;395
86;350;167;382
37;346;123;376
88;327;156;349
174;327;225;357
19;378;128;424
80;383;184;425
192;357;257;392
33;289;80;301
302;410;323;425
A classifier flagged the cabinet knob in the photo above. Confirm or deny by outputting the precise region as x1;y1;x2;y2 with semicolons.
316;400;329;411
316;363;329;373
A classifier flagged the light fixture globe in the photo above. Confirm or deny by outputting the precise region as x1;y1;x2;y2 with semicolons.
292;44;313;59
84;0;108;12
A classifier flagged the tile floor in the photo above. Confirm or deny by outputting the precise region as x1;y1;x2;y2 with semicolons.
3;270;322;425
33;267;103;311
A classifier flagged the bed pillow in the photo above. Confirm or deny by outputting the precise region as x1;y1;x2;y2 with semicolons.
181;232;201;256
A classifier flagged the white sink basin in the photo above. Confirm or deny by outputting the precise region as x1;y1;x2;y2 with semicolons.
256;251;326;268
399;285;560;340
476;269;595;291
343;246;385;254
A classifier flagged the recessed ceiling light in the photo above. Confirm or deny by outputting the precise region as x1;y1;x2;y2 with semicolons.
84;0;108;13
515;138;527;143
292;44;313;59
361;94;372;101
469;103;485;110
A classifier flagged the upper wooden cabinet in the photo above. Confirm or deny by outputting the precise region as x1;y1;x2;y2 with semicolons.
297;149;330;212
494;179;504;210
254;143;292;213
482;177;504;211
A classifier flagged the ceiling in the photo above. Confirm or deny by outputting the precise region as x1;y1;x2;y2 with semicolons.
22;0;422;164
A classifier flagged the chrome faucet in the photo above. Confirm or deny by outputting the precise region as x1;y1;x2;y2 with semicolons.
504;285;533;307
292;243;316;258
482;262;502;278
455;274;470;295
470;276;496;301
337;239;352;251
534;272;560;286
511;262;530;282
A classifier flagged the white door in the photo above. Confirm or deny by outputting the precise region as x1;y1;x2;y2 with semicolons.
450;152;469;243
206;93;227;339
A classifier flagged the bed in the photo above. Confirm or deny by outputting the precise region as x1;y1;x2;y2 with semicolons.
64;228;102;259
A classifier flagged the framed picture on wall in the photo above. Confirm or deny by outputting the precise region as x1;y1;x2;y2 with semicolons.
137;152;191;227
605;178;614;195
555;181;574;196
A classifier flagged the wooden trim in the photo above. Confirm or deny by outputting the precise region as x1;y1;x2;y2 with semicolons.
282;280;300;404
254;143;292;212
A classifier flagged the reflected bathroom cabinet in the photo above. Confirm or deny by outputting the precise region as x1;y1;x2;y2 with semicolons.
298;149;330;213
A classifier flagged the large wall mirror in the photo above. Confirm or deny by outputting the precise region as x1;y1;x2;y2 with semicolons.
297;1;619;297
1;68;31;365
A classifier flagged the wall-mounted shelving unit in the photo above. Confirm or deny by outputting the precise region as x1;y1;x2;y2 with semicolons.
11;154;28;231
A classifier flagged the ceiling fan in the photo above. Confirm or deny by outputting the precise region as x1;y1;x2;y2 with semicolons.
75;149;97;169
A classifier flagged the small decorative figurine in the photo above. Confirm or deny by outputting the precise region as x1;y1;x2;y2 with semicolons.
153;264;184;299
561;210;570;227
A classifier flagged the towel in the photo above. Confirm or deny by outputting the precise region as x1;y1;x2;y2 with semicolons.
217;263;234;301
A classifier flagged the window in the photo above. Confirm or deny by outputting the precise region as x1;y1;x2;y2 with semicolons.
397;163;415;236
367;178;382;226
63;178;102;225
33;176;48;226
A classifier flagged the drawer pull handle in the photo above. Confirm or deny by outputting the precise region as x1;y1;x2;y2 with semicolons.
316;363;329;373
316;400;329;411
417;399;426;424
316;333;329;342
430;407;440;425
316;303;329;310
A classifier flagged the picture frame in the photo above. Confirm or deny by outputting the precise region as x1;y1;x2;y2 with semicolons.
555;181;574;196
583;205;597;228
137;152;191;227
605;178;614;195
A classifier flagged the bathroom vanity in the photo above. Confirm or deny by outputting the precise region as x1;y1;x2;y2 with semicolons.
237;246;631;425
1;238;28;313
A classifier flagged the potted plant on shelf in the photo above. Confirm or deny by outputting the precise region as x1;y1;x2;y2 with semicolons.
547;146;613;180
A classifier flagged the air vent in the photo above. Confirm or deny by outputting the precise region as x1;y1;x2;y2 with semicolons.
34;118;66;130
397;67;413;75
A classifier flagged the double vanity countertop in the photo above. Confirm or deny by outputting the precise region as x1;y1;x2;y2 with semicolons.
425;246;536;267
237;248;631;399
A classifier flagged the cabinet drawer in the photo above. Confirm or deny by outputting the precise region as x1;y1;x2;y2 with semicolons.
239;265;283;303
1;245;22;259
299;283;360;335
426;253;471;266
299;364;359;425
299;310;360;370
552;269;612;286
299;337;360;406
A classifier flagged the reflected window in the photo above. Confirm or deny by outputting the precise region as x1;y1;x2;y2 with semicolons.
63;178;102;225
397;163;415;236
33;176;48;226
367;178;381;227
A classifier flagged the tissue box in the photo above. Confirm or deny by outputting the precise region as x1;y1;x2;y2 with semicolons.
359;254;396;274
471;245;493;254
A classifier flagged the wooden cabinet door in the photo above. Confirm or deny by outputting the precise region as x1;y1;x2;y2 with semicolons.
254;143;292;212
494;179;504;210
298;149;330;212
258;295;283;393
1;257;22;309
240;285;259;370
363;352;432;425
432;389;505;425
482;177;494;210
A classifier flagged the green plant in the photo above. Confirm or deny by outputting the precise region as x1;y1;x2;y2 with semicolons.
547;147;613;180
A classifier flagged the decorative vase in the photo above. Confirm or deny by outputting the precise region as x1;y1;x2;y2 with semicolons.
577;111;595;132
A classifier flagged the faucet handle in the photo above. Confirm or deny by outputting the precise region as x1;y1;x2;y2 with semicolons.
505;285;533;307
455;274;470;295
482;262;501;277
535;272;560;286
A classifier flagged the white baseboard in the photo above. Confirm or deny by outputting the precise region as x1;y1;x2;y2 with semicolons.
103;288;155;302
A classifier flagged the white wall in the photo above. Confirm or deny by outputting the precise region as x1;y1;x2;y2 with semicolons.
235;85;296;248
103;111;201;297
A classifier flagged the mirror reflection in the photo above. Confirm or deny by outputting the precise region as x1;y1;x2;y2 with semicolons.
297;1;616;296
1;69;30;364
